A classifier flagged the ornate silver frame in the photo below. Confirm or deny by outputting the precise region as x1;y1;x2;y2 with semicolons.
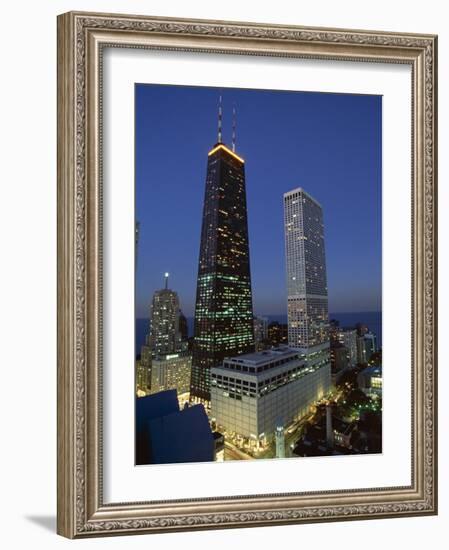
57;11;438;538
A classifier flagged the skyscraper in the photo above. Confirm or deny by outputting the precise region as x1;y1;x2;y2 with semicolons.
283;187;331;396
284;188;329;348
253;315;269;351
149;273;183;355
179;310;188;341
142;274;192;404
190;100;255;403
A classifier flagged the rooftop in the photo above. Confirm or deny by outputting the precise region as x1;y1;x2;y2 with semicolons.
224;346;302;367
283;187;322;208
360;365;382;376
208;143;244;164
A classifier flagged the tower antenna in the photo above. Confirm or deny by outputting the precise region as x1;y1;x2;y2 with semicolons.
232;104;236;152
217;95;223;143
164;272;169;290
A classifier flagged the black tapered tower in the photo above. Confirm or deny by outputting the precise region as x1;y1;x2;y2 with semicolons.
190;101;255;403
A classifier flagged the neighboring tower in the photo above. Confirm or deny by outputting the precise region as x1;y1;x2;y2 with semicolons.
149;273;183;355
283;188;329;348
254;315;269;351
283;187;332;397
364;331;377;360
190;99;255;404
179;310;189;341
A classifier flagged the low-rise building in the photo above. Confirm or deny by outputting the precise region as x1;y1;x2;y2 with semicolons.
210;345;331;449
253;315;269;351
356;335;367;364
332;418;357;448
136;359;151;397
364;332;377;361
330;342;349;375
357;365;382;398
338;328;357;367
150;352;192;397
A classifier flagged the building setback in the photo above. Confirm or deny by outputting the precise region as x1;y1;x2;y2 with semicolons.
190;104;255;403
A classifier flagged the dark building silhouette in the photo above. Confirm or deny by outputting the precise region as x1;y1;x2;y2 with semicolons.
179;310;188;341
267;321;288;346
190;100;255;403
329;319;340;344
330;342;349;375
136;390;215;464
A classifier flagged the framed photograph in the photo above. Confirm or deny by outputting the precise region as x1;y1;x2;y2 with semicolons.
57;11;438;538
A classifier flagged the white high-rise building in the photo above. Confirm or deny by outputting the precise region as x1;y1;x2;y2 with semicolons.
284;188;329;348
283;187;331;396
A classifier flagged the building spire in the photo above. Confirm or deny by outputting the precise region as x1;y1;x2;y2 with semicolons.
164;272;169;290
232;104;236;152
217;94;223;143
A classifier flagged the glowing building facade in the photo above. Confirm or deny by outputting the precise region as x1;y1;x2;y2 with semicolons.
284;188;329;348
210;346;329;446
190;136;255;403
150;353;192;396
283;187;332;398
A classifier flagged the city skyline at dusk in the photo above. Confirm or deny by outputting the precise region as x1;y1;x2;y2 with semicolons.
135;83;383;464
135;84;382;319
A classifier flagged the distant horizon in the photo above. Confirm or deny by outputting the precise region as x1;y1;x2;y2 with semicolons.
136;309;382;320
135;310;383;356
136;308;382;321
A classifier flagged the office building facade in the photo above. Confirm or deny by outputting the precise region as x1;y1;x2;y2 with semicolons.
284;188;329;349
330;342;349;375
254;315;269;351
190;128;255;403
149;278;183;356
364;331;377;360
150;352;192;396
210;347;330;446
283;187;332;399
338;328;358;367
356;334;368;364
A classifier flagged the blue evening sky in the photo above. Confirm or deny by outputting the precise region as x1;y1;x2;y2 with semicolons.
135;84;382;319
